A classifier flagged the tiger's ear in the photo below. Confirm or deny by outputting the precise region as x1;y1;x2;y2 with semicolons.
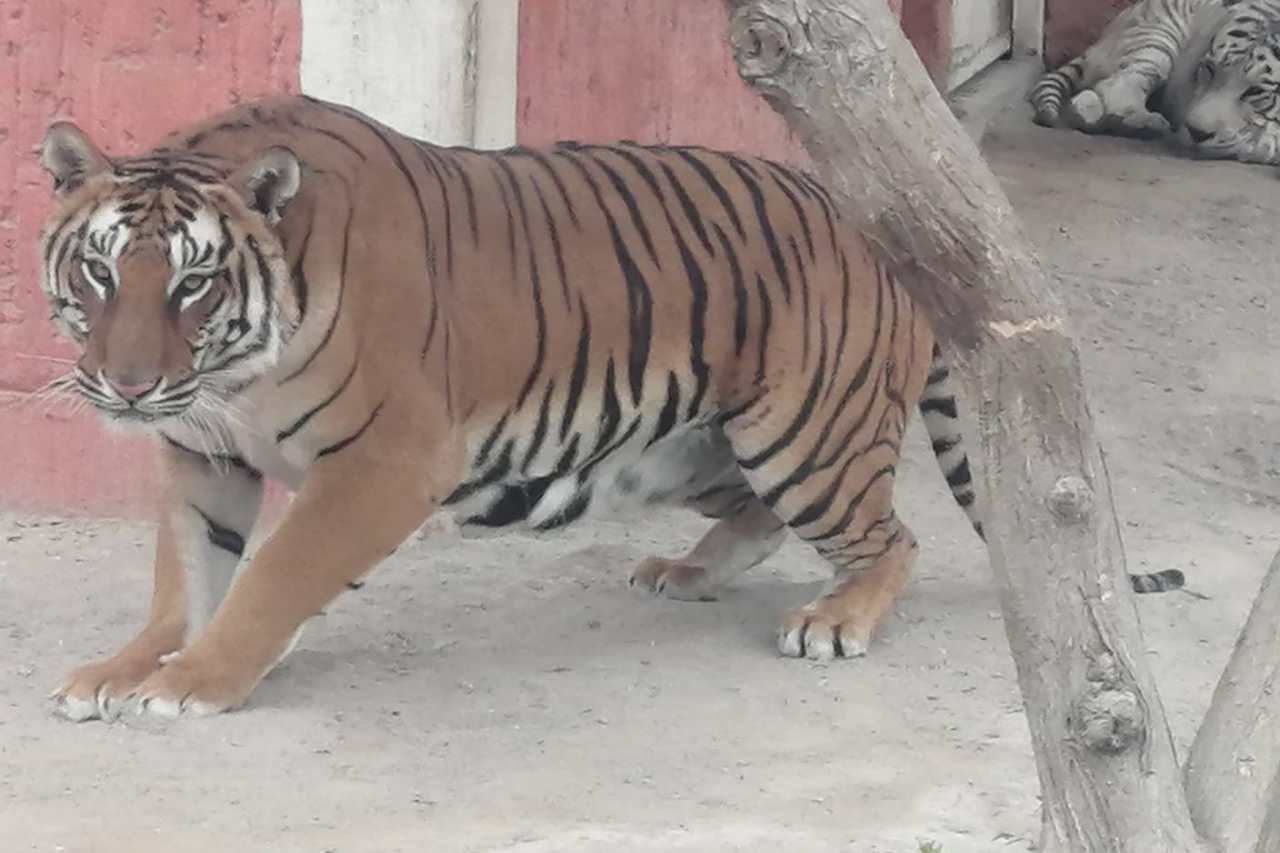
40;122;109;197
237;147;302;226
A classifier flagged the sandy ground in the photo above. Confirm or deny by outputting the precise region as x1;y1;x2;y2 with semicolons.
4;103;1280;853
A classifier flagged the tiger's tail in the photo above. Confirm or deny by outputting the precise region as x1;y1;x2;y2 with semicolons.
917;345;1186;595
1029;58;1088;127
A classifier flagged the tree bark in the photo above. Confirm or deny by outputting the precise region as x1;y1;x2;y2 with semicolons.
720;2;1203;851
1184;549;1280;853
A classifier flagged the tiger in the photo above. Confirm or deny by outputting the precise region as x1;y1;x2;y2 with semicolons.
1030;0;1280;163
35;95;1186;722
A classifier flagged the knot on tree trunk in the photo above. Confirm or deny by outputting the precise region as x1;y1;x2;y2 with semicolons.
1047;475;1094;523
727;8;797;85
1074;654;1146;755
1078;688;1145;754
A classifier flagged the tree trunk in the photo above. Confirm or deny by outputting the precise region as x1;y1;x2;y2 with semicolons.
1184;549;1280;853
719;2;1203;851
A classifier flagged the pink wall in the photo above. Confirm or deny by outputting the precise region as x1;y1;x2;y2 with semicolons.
516;1;949;162
1045;0;1137;66
1;0;301;518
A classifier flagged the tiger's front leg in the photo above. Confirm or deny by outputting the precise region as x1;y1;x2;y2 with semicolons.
129;410;458;718
51;442;264;722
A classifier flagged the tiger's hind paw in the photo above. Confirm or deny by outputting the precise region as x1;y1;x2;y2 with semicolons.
628;557;721;602
777;602;873;663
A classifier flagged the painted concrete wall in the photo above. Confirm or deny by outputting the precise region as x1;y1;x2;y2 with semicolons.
1;0;300;517
516;1;948;163
1045;0;1137;66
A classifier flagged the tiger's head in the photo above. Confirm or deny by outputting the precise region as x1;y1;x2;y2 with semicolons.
1165;4;1280;164
37;123;302;428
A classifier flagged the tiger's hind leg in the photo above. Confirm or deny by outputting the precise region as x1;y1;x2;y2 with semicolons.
777;503;918;661
718;424;922;661
629;486;787;601
721;336;929;661
621;424;787;601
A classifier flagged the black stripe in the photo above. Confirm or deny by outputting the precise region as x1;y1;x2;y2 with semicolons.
671;221;711;420
739;343;828;471
469;478;555;527
590;359;623;457
797;465;895;540
670;148;746;239
753;273;772;382
581;150;661;267
193;506;246;556
277;357;360;442
520;381;558;474
561;300;591;441
727;157;791;304
494;159;549;407
945;458;974;488
525;173;573;310
474;411;512;469
650;372;683;447
655;160;715;256
789;235;811;367
919;396;959;419
932;436;961;455
282;206;354;383
162;435;262;479
822;250;853;403
513;148;582;229
762;162;815;261
722;224;749;357
316;403;384;458
558;152;653;404
413;144;454;279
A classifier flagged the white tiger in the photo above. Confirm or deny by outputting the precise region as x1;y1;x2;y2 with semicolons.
1030;0;1280;164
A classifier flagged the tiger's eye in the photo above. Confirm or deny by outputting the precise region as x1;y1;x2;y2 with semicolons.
176;273;208;295
85;260;112;284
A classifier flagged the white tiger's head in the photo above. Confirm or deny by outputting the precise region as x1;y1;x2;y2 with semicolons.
1166;3;1280;163
37;123;302;429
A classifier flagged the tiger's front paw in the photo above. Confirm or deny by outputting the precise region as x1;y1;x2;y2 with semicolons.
131;651;258;719
51;652;167;722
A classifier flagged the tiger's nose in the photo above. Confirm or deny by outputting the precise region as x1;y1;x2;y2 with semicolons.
104;375;157;401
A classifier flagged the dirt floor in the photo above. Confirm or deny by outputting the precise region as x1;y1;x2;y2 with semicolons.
4;102;1280;853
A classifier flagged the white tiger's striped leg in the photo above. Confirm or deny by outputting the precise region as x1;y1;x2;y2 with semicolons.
1071;57;1172;138
50;440;263;722
629;491;787;601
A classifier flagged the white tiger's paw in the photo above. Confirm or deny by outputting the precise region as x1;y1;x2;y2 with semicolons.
1069;90;1106;128
628;557;720;602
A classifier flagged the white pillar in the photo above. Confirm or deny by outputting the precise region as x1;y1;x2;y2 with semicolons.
299;0;518;148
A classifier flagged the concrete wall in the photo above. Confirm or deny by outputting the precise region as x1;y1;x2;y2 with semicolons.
1044;0;1136;66
516;1;949;162
2;1;300;517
